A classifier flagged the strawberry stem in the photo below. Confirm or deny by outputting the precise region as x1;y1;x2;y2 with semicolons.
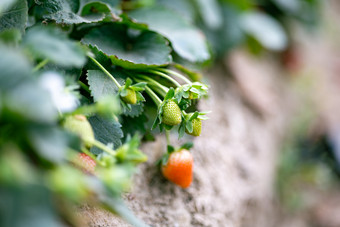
157;68;192;84
85;138;117;156
147;69;181;87
78;81;91;94
87;55;121;88
165;130;171;145
33;59;49;72
145;86;162;106
135;75;169;94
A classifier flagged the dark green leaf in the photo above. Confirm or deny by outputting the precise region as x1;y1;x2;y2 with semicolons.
121;114;147;137
28;127;68;163
123;103;144;118
240;11;287;51
23;26;86;67
0;28;21;45
0;0;27;34
39;0;105;24
87;69;125;101
167;145;175;153
0;0;16;14
0;185;64;227
5;81;58;123
129;7;210;62
180;142;193;150
194;0;223;29
0;46;31;90
89;115;123;154
82;24;172;69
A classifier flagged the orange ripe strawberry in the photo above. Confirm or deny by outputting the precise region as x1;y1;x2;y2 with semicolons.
161;149;193;188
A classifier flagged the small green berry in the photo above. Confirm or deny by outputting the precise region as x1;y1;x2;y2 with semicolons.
161;100;182;126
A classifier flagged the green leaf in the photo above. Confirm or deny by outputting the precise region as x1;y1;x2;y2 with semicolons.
0;0;27;34
81;24;172;69
28;127;68;163
87;69;125;101
80;1;112;22
123;102;144;118
178;121;186;139
129;7;210;62
121;114;147;137
0;0;16;14
164;87;175;101
0;46;31;90
116;135;147;163
167;145;175;153
180;142;193;150
0;28;21;45
130;82;147;91
0;185;65;227
240;11;288;51
194;0;223;29
186;120;193;133
89;115;123;154
23;26;86;67
39;0;106;24
5;81;58;123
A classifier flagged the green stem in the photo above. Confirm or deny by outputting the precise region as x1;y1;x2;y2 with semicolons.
145;86;162;106
165;130;171;145
136;75;169;93
81;147;98;161
88;139;117;156
158;68;192;84
148;70;181;87
88;55;121;88
78;81;90;93
71;105;96;115
33;59;49;72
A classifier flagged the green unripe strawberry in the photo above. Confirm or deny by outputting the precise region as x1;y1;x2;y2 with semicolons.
121;88;137;104
161;100;182;126
186;118;202;136
62;115;95;148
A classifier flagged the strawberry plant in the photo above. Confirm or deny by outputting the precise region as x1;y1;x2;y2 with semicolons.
0;0;320;226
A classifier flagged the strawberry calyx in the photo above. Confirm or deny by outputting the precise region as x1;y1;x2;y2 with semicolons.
119;78;146;105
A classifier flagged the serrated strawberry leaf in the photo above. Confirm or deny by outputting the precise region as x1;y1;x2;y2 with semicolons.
87;69;125;101
81;24;172;69
80;1;116;22
123;102;144;118
129;7;210;63
0;0;27;34
37;0;112;24
136;92;145;102
23;26;86;67
89;115;123;155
